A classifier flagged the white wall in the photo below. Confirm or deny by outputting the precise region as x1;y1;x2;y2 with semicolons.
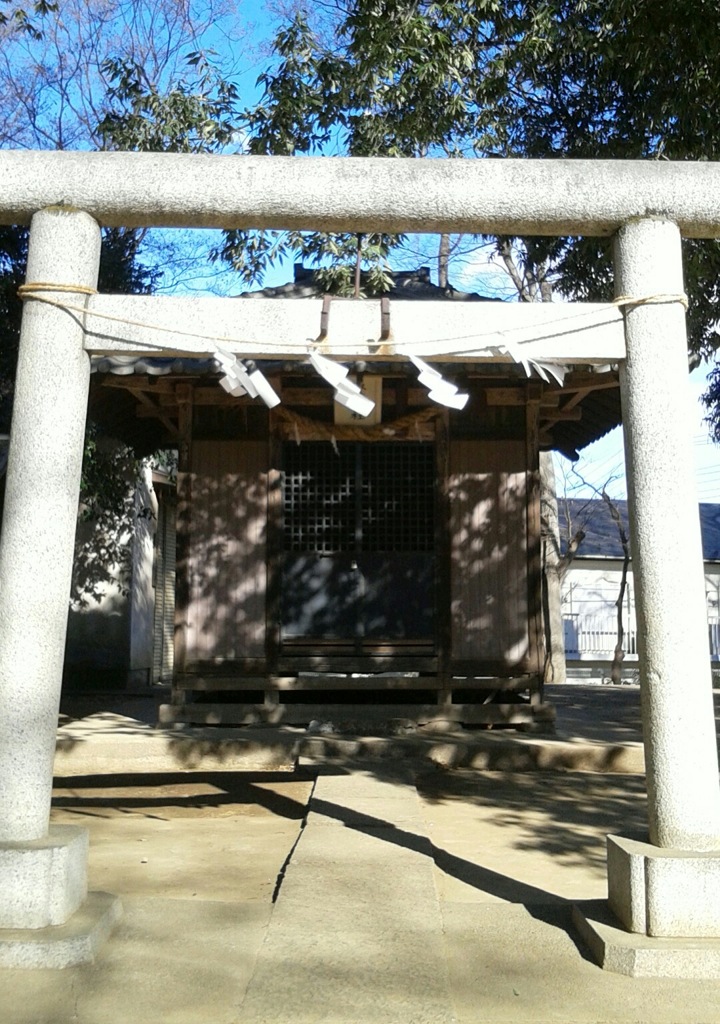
562;558;719;664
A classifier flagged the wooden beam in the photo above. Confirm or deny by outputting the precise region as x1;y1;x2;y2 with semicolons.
486;387;562;408
540;407;582;422
276;656;438;673
133;390;180;439
562;370;620;391
485;387;526;406
556;386;592;413
98;376;177;393
273;406;441;442
175;675;442;691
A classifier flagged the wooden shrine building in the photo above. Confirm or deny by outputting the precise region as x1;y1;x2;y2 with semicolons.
90;266;622;729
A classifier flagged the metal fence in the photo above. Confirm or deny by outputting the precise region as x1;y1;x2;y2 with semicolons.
564;615;720;660
563;616;637;657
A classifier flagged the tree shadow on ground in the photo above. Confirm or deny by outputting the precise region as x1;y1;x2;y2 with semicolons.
415;768;647;873
52;770;315;820
53;762;644;898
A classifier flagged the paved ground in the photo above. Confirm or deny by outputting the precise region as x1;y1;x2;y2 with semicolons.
2;682;720;1023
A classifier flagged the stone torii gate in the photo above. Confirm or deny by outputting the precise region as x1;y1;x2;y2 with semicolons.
0;152;718;975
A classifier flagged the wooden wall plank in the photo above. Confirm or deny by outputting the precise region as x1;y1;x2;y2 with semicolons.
265;427;283;673
172;384;193;700
186;439;268;663
525;393;545;690
449;440;529;666
435;411;452;697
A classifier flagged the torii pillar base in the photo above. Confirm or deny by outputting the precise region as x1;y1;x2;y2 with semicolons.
575;834;720;978
573;896;720;980
0;890;121;970
0;823;120;966
0;824;121;967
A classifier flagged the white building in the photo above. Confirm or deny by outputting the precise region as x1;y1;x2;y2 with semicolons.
559;499;720;679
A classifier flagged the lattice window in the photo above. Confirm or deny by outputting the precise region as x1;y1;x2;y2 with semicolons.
283;443;355;554
361;444;435;552
283;442;435;554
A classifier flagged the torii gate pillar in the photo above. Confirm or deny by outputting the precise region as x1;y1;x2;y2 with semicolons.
575;217;720;976
0;208;121;967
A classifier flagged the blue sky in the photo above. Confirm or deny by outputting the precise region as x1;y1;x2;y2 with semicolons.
111;1;720;496
554;363;719;503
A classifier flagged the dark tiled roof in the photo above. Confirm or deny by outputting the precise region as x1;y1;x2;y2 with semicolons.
547;388;622;461
557;498;720;561
91;356;216;377
240;264;494;302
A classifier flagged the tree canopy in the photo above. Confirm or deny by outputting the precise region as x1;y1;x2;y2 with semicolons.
0;0;240;411
0;0;171;601
2;0;720;392
225;0;720;358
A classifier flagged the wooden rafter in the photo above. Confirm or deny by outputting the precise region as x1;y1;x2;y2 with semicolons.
129;388;181;441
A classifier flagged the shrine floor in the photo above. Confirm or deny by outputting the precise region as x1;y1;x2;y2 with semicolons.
1;682;720;1023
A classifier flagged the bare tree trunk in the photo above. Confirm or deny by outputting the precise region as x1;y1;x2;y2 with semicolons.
498;238;528;298
540;452;566;684
354;233;362;299
438;233;450;289
602;491;630;684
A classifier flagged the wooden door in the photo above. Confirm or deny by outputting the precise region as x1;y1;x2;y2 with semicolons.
280;441;436;652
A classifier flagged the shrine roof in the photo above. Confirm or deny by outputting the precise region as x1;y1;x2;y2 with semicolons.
558;499;720;562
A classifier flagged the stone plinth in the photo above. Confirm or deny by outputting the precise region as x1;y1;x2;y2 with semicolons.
574;834;720;978
608;833;720;938
0;892;122;969
0;825;88;929
573;900;720;979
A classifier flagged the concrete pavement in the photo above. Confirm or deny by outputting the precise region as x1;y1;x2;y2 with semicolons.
2;682;720;1022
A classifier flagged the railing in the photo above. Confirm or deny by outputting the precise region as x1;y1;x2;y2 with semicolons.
564;615;720;661
711;619;720;660
563;615;638;658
